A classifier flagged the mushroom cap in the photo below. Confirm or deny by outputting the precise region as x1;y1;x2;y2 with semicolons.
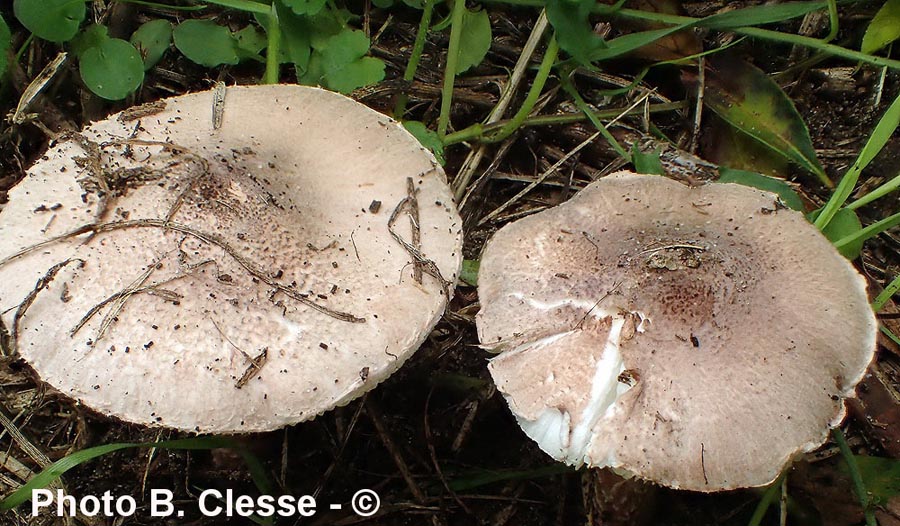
476;171;876;491
0;85;462;433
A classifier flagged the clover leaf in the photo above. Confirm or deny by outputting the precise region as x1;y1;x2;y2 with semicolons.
174;20;241;67
301;29;385;94
546;0;606;65
131;19;173;70
456;8;491;74
71;25;110;59
281;0;327;16
79;38;145;100
403;121;445;165
14;0;85;43
255;3;311;68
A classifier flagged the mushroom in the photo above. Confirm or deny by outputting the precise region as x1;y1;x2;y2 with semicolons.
476;171;876;491
0;85;462;433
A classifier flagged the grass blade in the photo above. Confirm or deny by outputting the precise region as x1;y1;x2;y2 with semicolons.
862;0;900;55
815;92;900;230
832;211;900;251
699;1;831;29
560;73;630;160
488;35;559;142
608;5;900;70
873;273;900;312
203;0;270;14
394;0;436;117
833;429;877;526
847;172;900;210
437;0;467;137
447;464;572;492
748;471;785;526
0;437;239;510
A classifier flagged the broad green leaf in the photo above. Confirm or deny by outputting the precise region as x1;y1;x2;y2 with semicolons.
131;19;173;70
70;25;109;59
320;28;369;64
79;39;145;100
843;455;900;504
299;53;325;85
0;15;9;80
862;0;900;54
718;168;804;211
832;210;900;254
546;0;606;64
311;29;385;93
372;0;395;7
703;56;827;186
458;259;479;286
310;9;353;49
631;145;665;175
455;8;491;74
256;4;311;68
281;28;312;70
326;56;385;93
173;20;241;67
281;0;327;16
234;25;267;58
14;0;85;43
814;207;864;259
404;121;445;165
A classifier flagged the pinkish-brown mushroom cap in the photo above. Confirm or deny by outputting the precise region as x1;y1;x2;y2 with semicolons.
0;85;462;433
476;171;876;491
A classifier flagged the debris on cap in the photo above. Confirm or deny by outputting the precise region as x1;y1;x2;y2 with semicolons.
0;85;462;433
476;171;876;491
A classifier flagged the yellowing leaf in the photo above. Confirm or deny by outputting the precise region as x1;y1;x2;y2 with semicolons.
703;55;828;187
